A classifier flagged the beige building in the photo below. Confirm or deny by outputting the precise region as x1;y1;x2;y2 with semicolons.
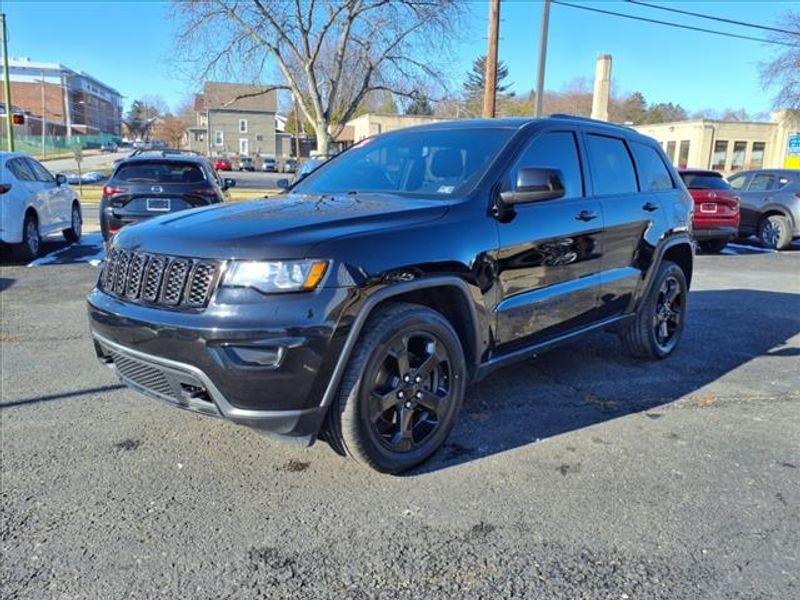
186;82;280;158
634;110;800;174
337;113;444;148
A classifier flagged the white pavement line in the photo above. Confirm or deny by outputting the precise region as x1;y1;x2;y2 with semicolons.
727;243;777;254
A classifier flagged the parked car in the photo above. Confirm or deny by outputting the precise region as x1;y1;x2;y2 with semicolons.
88;116;693;473
81;171;107;184
100;142;118;153
727;169;800;250
678;169;740;253
213;158;232;171
261;156;277;172
99;154;235;241
282;158;298;173
238;157;255;172
0;152;82;260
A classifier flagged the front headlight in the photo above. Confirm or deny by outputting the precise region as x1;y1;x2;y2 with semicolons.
223;259;328;294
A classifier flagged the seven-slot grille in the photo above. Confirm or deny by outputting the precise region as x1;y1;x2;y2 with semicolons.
101;248;219;309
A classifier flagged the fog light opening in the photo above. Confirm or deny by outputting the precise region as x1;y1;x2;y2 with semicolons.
225;345;285;368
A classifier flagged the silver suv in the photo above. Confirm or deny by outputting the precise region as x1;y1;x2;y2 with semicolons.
727;169;800;250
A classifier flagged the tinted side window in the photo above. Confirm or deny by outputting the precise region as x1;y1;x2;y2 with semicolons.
25;158;55;183
585;134;637;195
748;174;774;191
728;174;748;190
631;142;673;191
7;158;36;182
511;131;583;199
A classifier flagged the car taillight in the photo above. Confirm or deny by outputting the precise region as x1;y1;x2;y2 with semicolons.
190;188;218;197
102;185;127;196
0;183;11;194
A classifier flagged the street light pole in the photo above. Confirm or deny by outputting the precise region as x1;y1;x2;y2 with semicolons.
1;13;14;151
41;70;46;158
534;0;551;118
482;0;500;118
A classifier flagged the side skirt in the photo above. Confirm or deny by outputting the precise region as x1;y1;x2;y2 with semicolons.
474;314;634;381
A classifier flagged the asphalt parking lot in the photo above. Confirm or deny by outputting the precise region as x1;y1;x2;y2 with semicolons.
1;240;798;598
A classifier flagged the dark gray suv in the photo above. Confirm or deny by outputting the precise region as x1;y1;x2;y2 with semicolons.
89;116;693;473
727;169;800;250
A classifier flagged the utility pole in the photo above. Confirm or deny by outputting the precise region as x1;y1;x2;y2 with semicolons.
534;0;551;118
482;0;500;118
41;70;46;157
1;13;14;151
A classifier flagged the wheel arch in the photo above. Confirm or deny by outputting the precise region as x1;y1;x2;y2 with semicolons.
319;277;485;409
662;241;693;289
759;207;792;230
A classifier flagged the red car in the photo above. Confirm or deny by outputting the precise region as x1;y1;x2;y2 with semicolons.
213;158;232;171
679;169;740;253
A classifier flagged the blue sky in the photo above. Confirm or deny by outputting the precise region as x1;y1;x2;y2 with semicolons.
2;0;790;116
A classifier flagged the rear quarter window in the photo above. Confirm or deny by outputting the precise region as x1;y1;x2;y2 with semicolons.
114;161;207;184
630;142;674;191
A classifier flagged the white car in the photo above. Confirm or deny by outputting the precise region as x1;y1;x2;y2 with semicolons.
0;152;82;260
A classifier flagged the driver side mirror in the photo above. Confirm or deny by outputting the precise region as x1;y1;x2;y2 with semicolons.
500;167;565;205
222;178;236;190
276;178;290;191
55;173;67;186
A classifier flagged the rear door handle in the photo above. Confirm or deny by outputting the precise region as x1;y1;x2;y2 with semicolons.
642;202;659;212
575;210;598;222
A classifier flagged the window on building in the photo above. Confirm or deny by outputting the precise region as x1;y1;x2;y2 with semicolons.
256;134;264;142
711;140;728;171
630;142;673;191
730;141;746;171
215;130;223;146
585;134;637;196
748;173;774;191
677;140;690;169
239;119;248;133
512;131;584;198
749;142;765;169
666;141;676;164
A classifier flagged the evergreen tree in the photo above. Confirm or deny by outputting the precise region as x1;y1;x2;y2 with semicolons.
405;93;434;116
463;55;514;99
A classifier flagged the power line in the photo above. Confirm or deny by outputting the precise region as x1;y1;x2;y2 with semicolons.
551;1;800;48
626;0;800;37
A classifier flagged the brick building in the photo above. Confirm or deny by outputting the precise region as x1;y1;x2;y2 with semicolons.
8;57;123;137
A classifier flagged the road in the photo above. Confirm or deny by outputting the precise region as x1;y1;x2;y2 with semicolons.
1;244;798;598
42;150;128;174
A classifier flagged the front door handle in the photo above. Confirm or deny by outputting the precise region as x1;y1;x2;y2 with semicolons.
642;202;659;212
575;210;598;222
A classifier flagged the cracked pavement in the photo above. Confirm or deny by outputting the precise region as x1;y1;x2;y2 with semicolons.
1;243;799;598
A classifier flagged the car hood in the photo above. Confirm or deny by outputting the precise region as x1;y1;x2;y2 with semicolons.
112;192;450;259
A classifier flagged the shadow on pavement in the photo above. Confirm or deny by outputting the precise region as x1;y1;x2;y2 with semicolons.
0;233;104;267
0;277;15;292
0;384;126;409
413;288;800;475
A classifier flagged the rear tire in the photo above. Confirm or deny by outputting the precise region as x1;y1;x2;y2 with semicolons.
758;214;792;250
63;202;82;243
325;302;466;474
698;239;727;253
623;260;687;359
13;212;41;261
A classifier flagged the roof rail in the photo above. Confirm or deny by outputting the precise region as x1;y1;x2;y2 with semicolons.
548;113;614;124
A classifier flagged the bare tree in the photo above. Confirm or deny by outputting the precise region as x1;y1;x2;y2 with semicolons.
174;0;463;155
760;10;800;109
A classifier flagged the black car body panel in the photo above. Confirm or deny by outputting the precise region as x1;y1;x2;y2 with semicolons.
88;116;693;445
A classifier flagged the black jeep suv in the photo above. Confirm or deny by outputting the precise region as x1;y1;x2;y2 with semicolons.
100;153;236;241
88;116;693;473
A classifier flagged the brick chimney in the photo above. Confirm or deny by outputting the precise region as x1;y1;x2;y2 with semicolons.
591;54;612;122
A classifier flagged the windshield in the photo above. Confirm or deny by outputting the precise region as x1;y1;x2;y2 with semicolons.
680;173;730;190
293;128;513;197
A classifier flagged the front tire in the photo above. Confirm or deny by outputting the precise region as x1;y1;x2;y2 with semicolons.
14;213;41;261
63;202;82;243
758;214;792;250
325;303;466;474
623;260;687;359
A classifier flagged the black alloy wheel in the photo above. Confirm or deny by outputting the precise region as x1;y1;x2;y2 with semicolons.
327;303;466;473
652;274;683;354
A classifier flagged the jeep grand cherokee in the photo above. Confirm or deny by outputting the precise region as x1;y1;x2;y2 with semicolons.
88;116;693;473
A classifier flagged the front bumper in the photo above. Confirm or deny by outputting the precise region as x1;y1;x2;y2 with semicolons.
87;285;355;441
